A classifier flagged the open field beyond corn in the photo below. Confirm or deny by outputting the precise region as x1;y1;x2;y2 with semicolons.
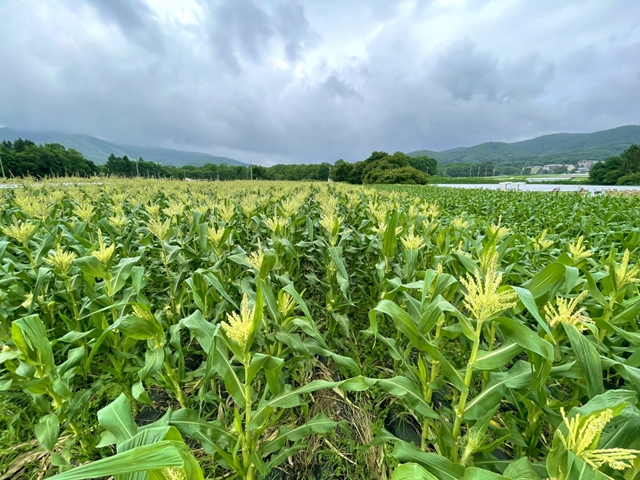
2;179;640;480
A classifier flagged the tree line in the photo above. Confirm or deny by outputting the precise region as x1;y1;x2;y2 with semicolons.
589;144;640;185
0;139;438;185
104;154;333;182
0;139;99;178
5;138;640;186
105;152;434;185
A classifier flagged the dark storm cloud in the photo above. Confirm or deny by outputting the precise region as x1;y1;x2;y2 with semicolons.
201;0;317;73
0;0;639;164
72;0;165;51
321;75;362;100
432;38;555;102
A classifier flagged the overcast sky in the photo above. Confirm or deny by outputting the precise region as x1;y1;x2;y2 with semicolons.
1;0;639;164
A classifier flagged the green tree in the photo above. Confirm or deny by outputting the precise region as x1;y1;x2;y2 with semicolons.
361;152;429;185
329;160;353;183
363;165;429;184
589;144;640;185
0;139;98;178
620;144;640;174
589;157;622;185
408;155;438;175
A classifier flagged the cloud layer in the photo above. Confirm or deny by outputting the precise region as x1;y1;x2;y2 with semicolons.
1;0;639;164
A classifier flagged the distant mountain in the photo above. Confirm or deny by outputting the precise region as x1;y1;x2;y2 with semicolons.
0;128;247;167
408;125;640;165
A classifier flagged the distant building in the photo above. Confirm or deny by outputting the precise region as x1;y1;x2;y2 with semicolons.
541;164;567;172
576;160;599;174
578;160;597;169
530;166;542;174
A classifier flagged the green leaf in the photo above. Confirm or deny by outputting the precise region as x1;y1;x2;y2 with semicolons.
386;436;465;480
376;377;439;419
522;262;565;300
29;267;52;313
167;409;237;445
108;315;163;341
503;457;542;480
383;209;399;260
181;310;216;352
374;300;431;352
392;463;440;480
474;343;524;371
493;317;553;361
75;255;108;279
563;323;604;397
12;314;55;375
261;414;338;454
512;286;554;339
460;468;507;480
212;334;246;408
247;353;285;384
203;272;238;309
35;413;60;452
47;440;203;480
465;362;532;419
109;256;140;295
97;394;138;445
248;376;372;430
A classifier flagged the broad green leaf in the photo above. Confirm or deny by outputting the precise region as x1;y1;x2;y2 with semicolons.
167;409;236;444
475;343;524;370
47;440;203;480
75;255;108;279
511;286;554;339
248;376;372;430
35;413;60;452
12;314;55;375
503;457;542;480
493;317;553;361
261;414;338;454
522;262;565;300
392;463;440;480
97;394;138;445
383;209;399;260
563;323;604;397
247;353;285;384
376;377;439;419
465;361;532;419
386;436;465;480
108;315;163;341
212;335;246;408
109;256;140;295
460;468;507;480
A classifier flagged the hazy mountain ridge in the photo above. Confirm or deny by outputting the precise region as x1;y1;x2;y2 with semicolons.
0;128;247;167
2;125;639;168
408;125;640;165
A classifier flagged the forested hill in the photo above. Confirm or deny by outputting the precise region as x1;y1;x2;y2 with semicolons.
408;125;640;165
0;128;246;167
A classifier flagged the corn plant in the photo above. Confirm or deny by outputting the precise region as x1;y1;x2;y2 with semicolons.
2;179;640;479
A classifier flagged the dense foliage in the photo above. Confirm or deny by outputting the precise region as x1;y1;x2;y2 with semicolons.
2;179;640;479
3;143;330;183
104;153;251;181
589;144;640;185
105;150;430;185
330;151;432;184
0;139;99;178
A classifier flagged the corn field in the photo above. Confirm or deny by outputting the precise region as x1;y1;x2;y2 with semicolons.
2;178;640;480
